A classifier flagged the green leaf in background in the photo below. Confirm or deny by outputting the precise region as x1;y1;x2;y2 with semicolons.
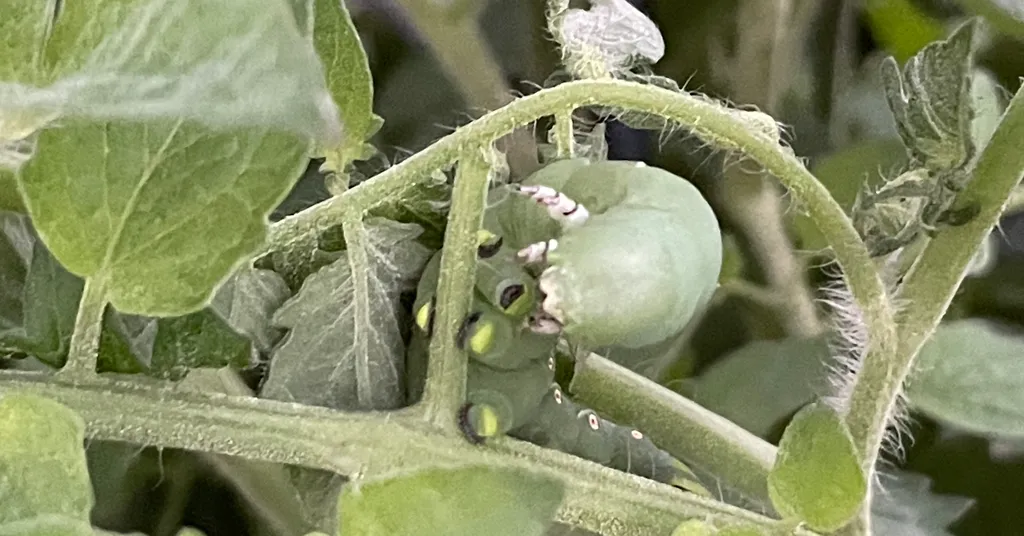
363;171;451;249
206;267;291;355
865;0;945;64
261;218;432;410
314;0;383;175
880;19;978;172
0;224;84;366
768;402;867;532
0;393;92;524
953;0;1024;39
338;466;564;536
147;310;251;381
17;121;307;317
0;173;26;212
285;468;347;534
871;471;974;536
907;319;1024;439
96;267;289;376
0;213;32;331
0;0;56;83
690;337;830;439
0;516;96;536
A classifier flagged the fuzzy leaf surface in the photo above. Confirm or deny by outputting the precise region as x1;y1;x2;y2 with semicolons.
18;120;307;316
768;402;867;532
880;20;977;171
262;218;431;410
314;0;382;174
338;466;564;536
0;393;92;524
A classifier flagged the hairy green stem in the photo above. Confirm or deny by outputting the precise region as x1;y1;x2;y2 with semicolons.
570;353;777;507
845;85;1024;472
58;277;108;379
419;148;490;431
0;371;817;536
552;108;575;158
266;80;890;349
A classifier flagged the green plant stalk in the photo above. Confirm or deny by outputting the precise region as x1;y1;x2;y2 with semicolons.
845;85;1024;472
419;148;490;431
58;277;108;379
552;108;575;158
0;371;819;536
570;353;777;507
265;80;891;352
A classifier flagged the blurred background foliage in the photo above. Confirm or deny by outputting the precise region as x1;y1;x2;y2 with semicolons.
43;0;1024;534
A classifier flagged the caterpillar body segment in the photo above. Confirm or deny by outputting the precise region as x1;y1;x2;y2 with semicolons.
490;158;590;249
504;158;723;349
411;253;556;373
510;384;710;496
461;354;555;441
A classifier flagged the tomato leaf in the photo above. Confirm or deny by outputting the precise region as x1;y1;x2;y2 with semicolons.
0;393;92;524
338;466;564;536
768;402;867;532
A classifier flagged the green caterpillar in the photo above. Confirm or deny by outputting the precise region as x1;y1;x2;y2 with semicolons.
406;158;721;493
488;158;723;349
408;250;707;494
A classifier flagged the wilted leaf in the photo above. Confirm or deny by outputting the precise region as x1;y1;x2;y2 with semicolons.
690;337;830;439
880;19;978;171
18;120;307;317
768;402;867;532
907;319;1024;439
261;218;432;410
0;393;92;523
871;471;974;535
556;0;665;75
338;466;564;536
314;0;382;174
